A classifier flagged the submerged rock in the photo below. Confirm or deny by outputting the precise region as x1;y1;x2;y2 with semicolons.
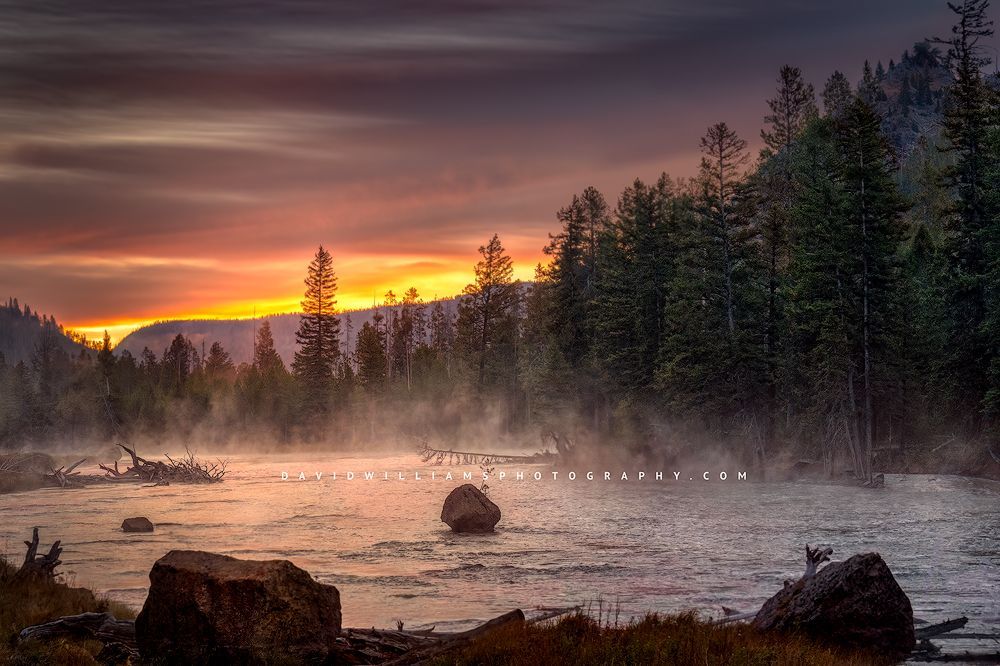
752;552;914;660
135;550;341;664
121;517;154;533
441;484;501;533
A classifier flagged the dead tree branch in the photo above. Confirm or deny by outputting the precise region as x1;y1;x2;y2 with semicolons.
804;544;833;578
17;527;62;579
99;442;225;484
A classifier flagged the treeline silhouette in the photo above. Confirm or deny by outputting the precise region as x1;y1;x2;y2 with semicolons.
3;3;1000;478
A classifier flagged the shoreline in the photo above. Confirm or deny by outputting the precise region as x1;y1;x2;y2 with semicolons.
0;557;890;666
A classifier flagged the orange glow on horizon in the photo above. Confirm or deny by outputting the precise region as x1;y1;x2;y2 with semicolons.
64;259;541;346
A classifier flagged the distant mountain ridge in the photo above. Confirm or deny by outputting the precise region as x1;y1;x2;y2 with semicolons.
115;298;461;366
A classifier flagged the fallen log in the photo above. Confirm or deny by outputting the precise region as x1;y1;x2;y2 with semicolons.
418;442;555;466
916;617;968;639
910;651;1000;663
711;611;757;625
527;606;581;624
18;612;136;649
382;609;525;665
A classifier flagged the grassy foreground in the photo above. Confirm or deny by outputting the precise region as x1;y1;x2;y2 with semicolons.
0;558;888;665
0;557;135;665
436;612;890;666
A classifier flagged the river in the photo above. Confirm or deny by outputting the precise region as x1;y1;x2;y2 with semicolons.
1;453;997;642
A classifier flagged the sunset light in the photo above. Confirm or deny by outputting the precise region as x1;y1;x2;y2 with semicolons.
2;2;999;664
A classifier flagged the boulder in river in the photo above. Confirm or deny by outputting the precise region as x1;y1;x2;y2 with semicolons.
135;550;342;664
441;483;501;533
752;552;914;660
121;517;154;533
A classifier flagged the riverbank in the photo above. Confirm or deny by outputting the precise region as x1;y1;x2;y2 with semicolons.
0;557;135;664
1;563;886;665
436;612;888;665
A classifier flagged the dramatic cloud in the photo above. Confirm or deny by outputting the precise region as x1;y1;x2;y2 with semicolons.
0;0;962;340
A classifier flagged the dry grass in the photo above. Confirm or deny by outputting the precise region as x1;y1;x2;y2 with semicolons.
0;557;135;664
437;612;892;666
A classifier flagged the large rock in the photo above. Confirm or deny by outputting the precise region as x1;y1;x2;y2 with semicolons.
752;552;914;660
135;550;341;664
121;517;154;533
441;484;501;533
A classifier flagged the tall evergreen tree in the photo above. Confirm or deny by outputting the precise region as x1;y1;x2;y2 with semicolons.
204;341;235;381
838;99;907;479
822;71;855;120
762;66;818;159
292;245;341;415
659;126;762;446
455;235;519;389
355;322;387;393
253;320;286;377
699;123;750;338
786;102;905;480
757;66;818;456
542;191;602;368
592;175;680;416
932;0;999;428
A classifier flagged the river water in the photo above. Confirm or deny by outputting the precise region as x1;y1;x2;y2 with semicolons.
1;453;998;641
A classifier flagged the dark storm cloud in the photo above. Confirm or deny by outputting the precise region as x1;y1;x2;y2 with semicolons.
0;0;971;327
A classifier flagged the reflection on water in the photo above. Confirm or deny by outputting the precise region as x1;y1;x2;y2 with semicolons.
0;454;997;637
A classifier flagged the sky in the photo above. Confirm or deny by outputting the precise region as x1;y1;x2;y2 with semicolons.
0;0;968;342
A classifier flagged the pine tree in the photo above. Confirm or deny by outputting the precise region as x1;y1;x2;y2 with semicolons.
932;0;998;429
530;187;611;421
859;60;879;103
757;66;818;456
822;71;854;120
455;234;520;389
355;322;387;393
97;330;115;379
592;175;680;411
658;126;763;444
543;193;591;368
292;245;341;415
253;320;286;377
699;123;750;338
786;102;905;480
204;341;234;381
762;66;818;160
162;334;196;396
837;98;907;480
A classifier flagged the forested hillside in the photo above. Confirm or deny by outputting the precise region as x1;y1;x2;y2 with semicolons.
0;299;86;364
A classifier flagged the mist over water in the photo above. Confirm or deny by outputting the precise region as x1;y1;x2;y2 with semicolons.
1;453;997;641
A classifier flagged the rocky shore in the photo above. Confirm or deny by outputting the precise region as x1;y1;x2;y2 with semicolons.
4;525;986;665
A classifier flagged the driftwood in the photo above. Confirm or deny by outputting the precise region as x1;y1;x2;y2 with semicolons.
910;616;1000;662
382;609;526;665
43;458;88;488
418;442;555;466
19;612;136;649
99;442;226;484
17;606;526;665
97;385;225;484
17;527;62;579
916;617;969;640
527;606;581;624
803;544;833;578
